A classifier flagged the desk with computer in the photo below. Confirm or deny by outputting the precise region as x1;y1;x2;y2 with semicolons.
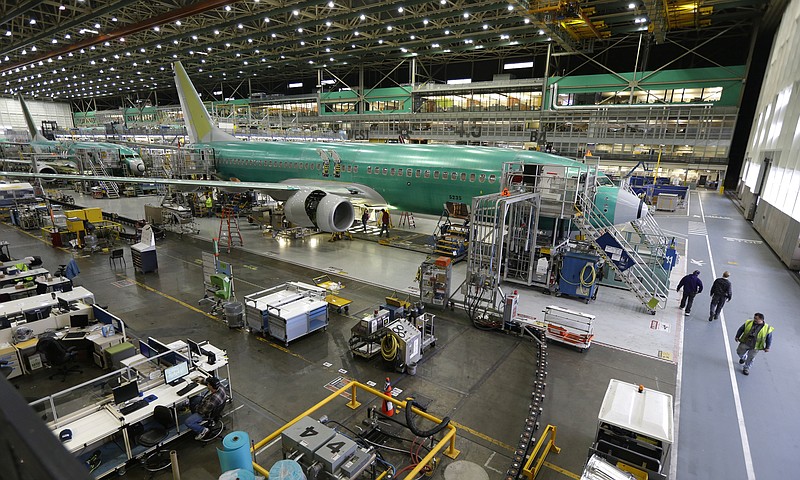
29;338;229;478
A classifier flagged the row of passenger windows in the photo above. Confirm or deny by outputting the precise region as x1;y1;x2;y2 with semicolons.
219;158;497;183
366;165;497;183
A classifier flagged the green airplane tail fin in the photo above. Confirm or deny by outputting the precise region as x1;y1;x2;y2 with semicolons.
18;94;52;145
173;61;238;144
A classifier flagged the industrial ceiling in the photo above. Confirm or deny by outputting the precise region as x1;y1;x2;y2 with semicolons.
0;0;775;106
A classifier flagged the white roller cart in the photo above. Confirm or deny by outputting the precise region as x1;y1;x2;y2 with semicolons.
542;305;595;352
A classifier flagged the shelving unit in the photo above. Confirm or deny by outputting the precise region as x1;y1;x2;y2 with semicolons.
419;256;452;309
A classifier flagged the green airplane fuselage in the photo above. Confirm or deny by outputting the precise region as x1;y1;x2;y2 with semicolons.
191;141;594;216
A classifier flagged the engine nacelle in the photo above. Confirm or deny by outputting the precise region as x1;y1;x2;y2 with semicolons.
283;189;355;233
37;165;58;182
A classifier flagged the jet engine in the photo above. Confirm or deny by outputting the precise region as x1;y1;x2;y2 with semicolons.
37;165;58;176
283;189;355;232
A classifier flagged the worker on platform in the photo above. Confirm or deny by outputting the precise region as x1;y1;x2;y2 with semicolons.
676;270;702;316
708;271;733;322
735;313;773;376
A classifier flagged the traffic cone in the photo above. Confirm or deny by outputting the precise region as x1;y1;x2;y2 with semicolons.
381;377;394;417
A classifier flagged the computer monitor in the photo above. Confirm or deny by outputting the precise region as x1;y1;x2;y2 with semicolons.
69;314;89;328
139;340;154;358
187;338;202;357
164;361;190;386
0;316;9;329
23;305;52;322
147;337;169;355
112;381;139;405
57;297;70;313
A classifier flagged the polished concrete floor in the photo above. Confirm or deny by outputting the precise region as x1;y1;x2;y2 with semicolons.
5;188;797;479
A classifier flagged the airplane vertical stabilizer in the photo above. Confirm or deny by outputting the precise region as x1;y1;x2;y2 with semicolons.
18;95;53;144
173;61;238;144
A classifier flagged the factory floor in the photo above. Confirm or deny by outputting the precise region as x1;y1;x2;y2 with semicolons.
5;188;797;480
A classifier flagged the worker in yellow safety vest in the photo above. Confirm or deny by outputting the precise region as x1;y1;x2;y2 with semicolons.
205;194;213;217
734;313;774;376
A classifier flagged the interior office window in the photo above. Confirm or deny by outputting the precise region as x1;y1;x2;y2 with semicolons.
433;171;440;179
424;170;431;178
406;168;413;177
442;172;449;180
415;169;421;178
461;173;467;181
469;173;476;182
489;174;496;183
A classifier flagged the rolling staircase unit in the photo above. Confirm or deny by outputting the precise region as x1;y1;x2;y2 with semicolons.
575;192;670;313
83;152;120;199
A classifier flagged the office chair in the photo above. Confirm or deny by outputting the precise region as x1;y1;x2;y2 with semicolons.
137;405;172;447
199;274;231;316
197;401;226;442
36;282;48;295
37;336;83;382
109;249;126;268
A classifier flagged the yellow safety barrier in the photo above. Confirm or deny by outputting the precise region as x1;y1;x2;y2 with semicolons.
522;424;561;479
250;380;460;478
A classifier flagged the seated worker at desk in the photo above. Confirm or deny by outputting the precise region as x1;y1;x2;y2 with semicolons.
184;376;226;440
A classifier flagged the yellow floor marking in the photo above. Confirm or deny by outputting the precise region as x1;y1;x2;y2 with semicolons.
544;461;581;479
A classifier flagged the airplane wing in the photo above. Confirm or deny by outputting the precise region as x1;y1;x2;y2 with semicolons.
106;139;183;150
0;170;358;197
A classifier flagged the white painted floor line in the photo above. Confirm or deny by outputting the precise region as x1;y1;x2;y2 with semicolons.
670;237;687;480
699;192;756;480
255;437;281;456
484;452;504;474
659;228;688;239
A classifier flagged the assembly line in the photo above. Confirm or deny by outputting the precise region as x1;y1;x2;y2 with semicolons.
2;2;799;475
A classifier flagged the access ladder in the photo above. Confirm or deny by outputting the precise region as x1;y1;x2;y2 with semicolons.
398;211;416;228
218;206;243;253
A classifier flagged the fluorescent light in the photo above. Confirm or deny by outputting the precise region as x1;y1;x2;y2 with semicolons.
504;61;533;70
321;79;335;85
447;78;471;85
288;82;303;88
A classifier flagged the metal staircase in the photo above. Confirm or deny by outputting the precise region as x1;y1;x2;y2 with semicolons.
83;152;120;199
574;193;670;313
218;205;243;253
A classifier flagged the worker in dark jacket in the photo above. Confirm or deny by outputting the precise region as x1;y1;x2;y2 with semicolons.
677;270;703;316
709;271;733;322
735;313;773;375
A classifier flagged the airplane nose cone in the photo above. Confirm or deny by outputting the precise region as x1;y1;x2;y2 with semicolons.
614;188;648;224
